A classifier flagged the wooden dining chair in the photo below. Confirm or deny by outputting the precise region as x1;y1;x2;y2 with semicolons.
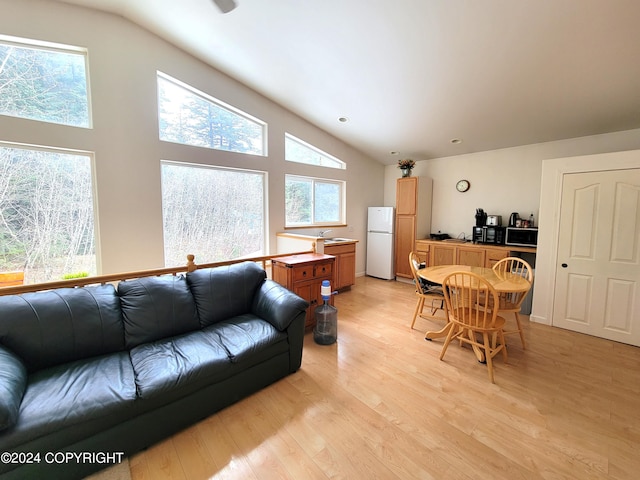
440;271;507;383
491;257;533;349
408;251;445;329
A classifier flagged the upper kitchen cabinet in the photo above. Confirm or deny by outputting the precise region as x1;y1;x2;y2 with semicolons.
395;177;433;278
396;177;418;215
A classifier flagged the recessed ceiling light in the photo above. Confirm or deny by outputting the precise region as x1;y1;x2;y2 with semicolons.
451;138;463;144
338;117;348;123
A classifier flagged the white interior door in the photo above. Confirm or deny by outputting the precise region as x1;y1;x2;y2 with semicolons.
553;169;640;346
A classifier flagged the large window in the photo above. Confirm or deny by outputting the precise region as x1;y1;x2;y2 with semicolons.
285;175;345;227
161;161;266;266
285;133;345;169
157;73;266;156
0;35;90;127
0;144;96;283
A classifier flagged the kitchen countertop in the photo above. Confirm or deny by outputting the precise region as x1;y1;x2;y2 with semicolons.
276;232;358;244
417;238;536;253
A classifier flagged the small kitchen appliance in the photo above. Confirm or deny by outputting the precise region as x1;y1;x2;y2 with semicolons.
475;208;487;227
486;215;502;226
472;226;505;245
505;227;538;247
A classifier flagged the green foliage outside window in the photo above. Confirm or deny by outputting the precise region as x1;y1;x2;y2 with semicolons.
285;175;344;227
0;38;89;127
158;74;265;156
285;177;312;225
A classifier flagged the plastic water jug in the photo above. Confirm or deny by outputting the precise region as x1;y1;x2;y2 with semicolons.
313;280;337;345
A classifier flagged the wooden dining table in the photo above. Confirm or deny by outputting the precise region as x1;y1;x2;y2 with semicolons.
417;264;531;341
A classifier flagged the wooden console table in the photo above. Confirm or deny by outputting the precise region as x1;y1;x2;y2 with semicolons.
272;253;335;330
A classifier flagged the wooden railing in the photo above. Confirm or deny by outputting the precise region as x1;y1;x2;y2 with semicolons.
0;250;315;296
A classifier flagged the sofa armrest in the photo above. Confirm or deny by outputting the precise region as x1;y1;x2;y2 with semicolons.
0;345;28;431
252;280;308;331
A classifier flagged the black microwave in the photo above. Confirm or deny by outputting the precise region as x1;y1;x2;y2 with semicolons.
505;227;538;247
472;226;505;245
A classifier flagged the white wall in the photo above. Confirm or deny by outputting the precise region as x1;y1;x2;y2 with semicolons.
0;0;384;275
4;0;640;284
384;131;640;326
384;128;640;240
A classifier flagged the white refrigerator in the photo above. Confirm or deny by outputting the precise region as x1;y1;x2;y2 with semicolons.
366;207;395;280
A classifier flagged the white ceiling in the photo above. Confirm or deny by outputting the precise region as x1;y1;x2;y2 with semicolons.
57;0;640;164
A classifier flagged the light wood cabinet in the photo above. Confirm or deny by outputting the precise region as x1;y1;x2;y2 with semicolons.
396;177;418;215
457;245;485;267
416;240;535;269
430;243;456;266
414;239;430;266
395;215;417;277
272;253;335;330
324;242;356;290
395;177;432;278
485;248;510;268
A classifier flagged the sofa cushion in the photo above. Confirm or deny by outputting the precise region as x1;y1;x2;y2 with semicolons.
0;352;137;450
213;314;288;364
129;329;232;399
119;275;200;349
0;285;125;372
0;346;27;431
252;279;309;331
187;262;266;328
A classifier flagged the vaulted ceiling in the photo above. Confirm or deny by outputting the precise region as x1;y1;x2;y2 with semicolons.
57;0;640;164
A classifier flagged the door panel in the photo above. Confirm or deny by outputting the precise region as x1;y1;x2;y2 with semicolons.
605;279;633;333
611;183;640;262
570;184;598;259
564;274;592;325
554;169;640;346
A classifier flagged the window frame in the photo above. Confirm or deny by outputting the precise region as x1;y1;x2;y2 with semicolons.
285;133;346;169
160;160;268;266
0;34;92;128
0;140;98;282
284;174;346;228
157;72;268;156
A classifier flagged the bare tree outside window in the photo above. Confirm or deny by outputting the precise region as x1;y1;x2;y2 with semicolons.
0;36;90;127
0;145;96;283
161;162;266;266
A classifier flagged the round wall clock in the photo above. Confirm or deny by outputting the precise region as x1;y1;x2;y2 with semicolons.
456;179;470;192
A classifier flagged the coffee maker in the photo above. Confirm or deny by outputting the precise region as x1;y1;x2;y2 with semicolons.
472;208;505;244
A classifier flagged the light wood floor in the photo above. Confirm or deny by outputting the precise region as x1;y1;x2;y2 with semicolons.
129;276;640;480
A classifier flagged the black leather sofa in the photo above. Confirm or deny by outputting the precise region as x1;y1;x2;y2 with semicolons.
0;261;308;479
